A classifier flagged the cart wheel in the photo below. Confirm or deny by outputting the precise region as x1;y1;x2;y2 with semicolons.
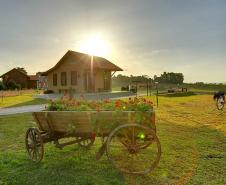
25;128;44;163
106;123;161;174
216;97;225;110
78;137;95;149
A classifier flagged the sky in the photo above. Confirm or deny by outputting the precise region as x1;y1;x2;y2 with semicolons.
0;0;225;83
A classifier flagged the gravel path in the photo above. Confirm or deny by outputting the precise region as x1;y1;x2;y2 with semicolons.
37;91;136;100
0;104;47;116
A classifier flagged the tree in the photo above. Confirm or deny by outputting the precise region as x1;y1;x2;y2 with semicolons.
0;81;6;90
16;67;27;75
112;74;153;85
154;72;184;84
5;80;21;90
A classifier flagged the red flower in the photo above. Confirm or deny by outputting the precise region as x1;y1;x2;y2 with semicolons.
80;94;85;100
96;105;100;112
115;100;122;108
91;133;96;140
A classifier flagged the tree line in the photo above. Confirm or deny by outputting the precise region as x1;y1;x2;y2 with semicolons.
112;72;184;86
154;72;184;84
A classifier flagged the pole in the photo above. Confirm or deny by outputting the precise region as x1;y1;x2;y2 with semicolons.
136;82;138;98
149;82;152;96
147;80;149;96
156;82;159;107
156;88;159;107
91;55;94;92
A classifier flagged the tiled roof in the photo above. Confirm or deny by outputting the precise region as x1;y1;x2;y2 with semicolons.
28;75;38;81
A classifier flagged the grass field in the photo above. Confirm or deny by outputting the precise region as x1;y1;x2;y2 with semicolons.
0;95;225;185
112;82;226;93
0;93;48;108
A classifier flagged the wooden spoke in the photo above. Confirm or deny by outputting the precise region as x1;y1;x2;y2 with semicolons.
25;128;44;163
106;123;161;174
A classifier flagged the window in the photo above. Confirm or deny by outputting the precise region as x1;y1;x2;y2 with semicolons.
61;72;67;86
71;71;77;85
53;73;57;86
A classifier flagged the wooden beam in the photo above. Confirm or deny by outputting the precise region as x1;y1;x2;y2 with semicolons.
111;71;116;77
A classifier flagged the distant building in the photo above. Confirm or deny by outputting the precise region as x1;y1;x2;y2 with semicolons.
42;50;123;93
36;72;48;90
0;68;38;89
28;75;38;89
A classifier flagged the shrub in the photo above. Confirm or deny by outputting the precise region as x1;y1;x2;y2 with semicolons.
44;90;54;94
6;81;21;90
162;91;196;97
0;82;6;90
121;86;129;91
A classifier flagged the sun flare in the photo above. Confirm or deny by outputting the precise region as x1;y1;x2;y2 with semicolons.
78;35;109;57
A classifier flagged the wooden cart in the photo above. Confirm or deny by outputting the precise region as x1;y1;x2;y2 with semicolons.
25;111;161;174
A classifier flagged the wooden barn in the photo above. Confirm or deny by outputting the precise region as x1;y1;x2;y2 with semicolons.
0;68;38;89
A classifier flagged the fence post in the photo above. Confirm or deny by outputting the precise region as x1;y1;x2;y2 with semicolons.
155;82;159;107
1;91;3;103
135;82;138;98
149;82;152;96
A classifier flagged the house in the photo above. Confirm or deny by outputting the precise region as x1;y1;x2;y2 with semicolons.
0;68;38;89
42;50;123;93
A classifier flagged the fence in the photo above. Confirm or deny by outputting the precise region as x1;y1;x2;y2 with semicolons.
0;89;42;98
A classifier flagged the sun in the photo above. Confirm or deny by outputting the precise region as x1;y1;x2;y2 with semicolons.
78;35;109;57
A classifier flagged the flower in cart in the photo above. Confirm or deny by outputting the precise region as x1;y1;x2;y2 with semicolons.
134;97;139;103
148;100;153;105
104;99;111;104
88;101;96;109
140;97;146;102
76;101;81;106
96;105;100;112
115;100;122;108
80;94;85;100
46;96;154;112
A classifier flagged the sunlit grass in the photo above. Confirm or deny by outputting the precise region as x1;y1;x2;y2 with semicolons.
0;94;47;108
0;95;225;184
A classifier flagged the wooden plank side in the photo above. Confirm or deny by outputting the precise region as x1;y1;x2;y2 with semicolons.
32;112;44;131
48;112;93;133
32;111;155;134
33;112;50;131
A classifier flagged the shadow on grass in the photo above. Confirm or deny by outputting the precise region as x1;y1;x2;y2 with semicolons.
159;92;196;97
6;98;48;108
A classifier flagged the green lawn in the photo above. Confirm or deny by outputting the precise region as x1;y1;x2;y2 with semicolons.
0;94;48;108
0;95;225;185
